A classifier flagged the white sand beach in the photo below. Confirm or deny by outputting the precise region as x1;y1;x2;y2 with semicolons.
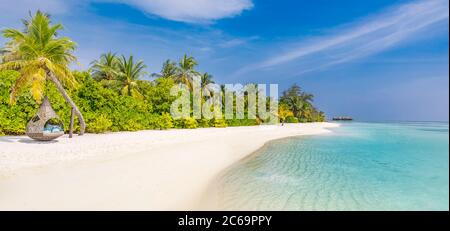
0;122;338;210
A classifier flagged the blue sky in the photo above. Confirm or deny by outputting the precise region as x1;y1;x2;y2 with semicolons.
0;0;448;121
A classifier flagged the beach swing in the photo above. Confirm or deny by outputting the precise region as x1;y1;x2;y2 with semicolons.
26;96;65;141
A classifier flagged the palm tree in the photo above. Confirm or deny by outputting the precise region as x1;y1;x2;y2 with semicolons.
298;92;314;120
282;95;304;118
175;54;199;89
280;84;313;119
152;59;177;79
284;84;302;97
90;52;119;81
278;103;294;123
0;11;85;136
300;92;314;104
112;55;147;99
300;102;313;121
280;84;319;122
200;72;214;88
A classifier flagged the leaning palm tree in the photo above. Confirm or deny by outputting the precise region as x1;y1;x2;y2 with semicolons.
0;11;85;136
111;55;147;99
175;54;199;89
90;52;119;81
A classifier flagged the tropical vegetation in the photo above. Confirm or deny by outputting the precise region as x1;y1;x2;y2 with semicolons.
0;11;85;135
280;84;325;123
0;11;325;136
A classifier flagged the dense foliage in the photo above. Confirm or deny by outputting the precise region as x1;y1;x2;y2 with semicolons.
0;11;86;135
0;70;176;134
280;84;326;123
0;11;325;136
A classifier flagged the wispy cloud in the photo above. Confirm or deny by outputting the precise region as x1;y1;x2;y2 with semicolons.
235;0;449;76
100;0;253;24
218;36;259;48
62;15;259;70
0;0;258;71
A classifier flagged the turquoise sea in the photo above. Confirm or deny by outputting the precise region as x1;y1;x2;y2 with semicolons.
215;122;449;211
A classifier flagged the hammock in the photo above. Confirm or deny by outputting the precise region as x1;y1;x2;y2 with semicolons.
26;96;64;141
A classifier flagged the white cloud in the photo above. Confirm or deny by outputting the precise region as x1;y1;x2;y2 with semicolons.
235;0;449;76
104;0;253;23
0;0;253;25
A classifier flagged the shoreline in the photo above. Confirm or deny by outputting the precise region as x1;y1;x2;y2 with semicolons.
197;130;341;210
0;122;339;210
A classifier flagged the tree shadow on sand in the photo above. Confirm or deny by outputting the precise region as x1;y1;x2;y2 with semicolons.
0;136;58;144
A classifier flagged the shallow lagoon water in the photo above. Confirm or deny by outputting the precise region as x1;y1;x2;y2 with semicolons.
216;122;449;210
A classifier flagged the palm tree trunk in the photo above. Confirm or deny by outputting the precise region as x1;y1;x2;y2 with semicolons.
46;70;86;136
69;107;75;138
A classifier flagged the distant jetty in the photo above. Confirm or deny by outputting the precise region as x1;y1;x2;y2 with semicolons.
332;116;353;121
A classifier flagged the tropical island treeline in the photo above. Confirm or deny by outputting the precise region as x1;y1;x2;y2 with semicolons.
0;11;325;136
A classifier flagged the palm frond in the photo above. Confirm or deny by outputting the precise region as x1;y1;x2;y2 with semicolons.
131;88;144;100
30;68;46;102
9;69;33;104
1;11;78;104
120;85;129;96
0;60;28;71
2;28;26;41
53;64;77;88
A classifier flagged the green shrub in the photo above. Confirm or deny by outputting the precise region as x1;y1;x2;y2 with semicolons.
285;116;299;123
86;114;112;133
173;117;198;129
0;71;38;135
183;117;198;129
298;118;308;123
149;112;173;130
226;119;258;127
212;118;227;128
197;118;210;128
143;78;175;113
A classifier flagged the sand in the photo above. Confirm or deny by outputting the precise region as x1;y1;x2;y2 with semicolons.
0;122;339;210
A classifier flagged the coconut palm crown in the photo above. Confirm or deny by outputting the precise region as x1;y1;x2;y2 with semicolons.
200;72;214;88
175;54;199;89
114;55;147;99
0;11;85;135
152;59;177;79
90;52;119;81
